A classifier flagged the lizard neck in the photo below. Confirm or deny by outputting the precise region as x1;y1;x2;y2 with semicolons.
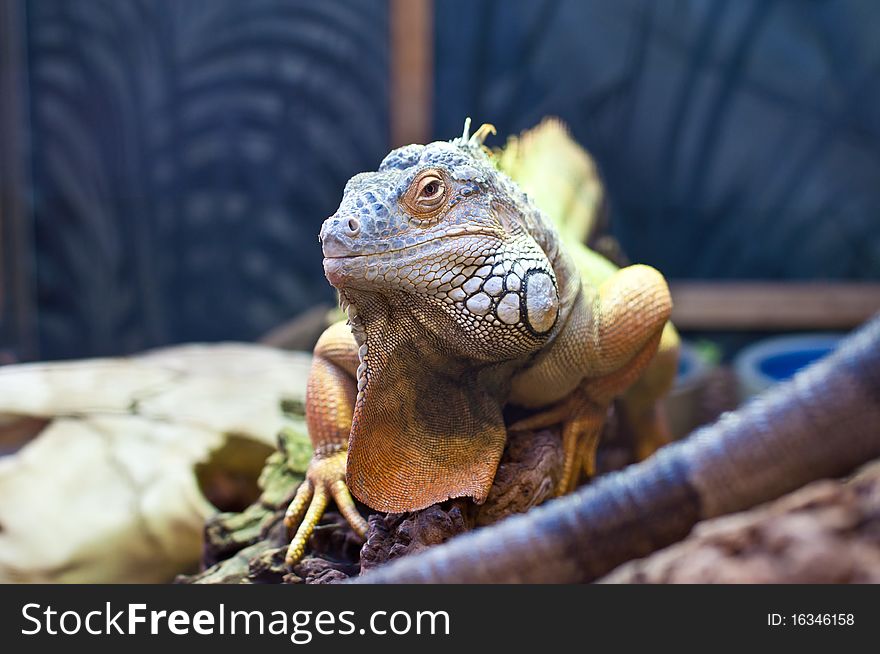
337;288;511;512
347;288;516;395
507;243;588;408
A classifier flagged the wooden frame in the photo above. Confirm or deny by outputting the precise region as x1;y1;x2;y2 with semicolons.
670;282;880;331
390;0;433;147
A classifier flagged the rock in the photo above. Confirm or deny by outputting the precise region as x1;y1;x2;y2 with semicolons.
474;428;563;527
600;460;880;584
295;557;359;584
0;343;313;583
360;502;473;573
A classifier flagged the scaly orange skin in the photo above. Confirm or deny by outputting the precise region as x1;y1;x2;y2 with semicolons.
285;124;674;566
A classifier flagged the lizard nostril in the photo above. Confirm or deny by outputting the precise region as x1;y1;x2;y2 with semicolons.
346;217;361;236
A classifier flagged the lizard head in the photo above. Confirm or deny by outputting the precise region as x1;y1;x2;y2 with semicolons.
320;120;560;361
317;120;564;513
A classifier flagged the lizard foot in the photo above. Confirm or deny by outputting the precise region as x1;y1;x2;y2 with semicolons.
284;448;368;566
557;403;605;495
509;392;606;496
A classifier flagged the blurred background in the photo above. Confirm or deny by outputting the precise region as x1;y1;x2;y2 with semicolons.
2;0;880;365
2;0;880;584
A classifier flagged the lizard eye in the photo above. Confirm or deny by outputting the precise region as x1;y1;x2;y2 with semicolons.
402;169;449;221
420;179;441;199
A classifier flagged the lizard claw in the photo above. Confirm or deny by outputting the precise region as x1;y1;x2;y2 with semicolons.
284;448;368;566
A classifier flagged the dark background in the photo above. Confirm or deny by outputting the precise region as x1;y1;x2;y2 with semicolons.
2;0;879;361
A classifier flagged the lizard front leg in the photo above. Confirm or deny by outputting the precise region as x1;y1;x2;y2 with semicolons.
619;322;679;462
518;331;663;495
511;264;672;495
568;265;672;490
285;321;367;566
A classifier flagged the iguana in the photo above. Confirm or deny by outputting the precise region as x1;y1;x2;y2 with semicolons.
284;119;679;565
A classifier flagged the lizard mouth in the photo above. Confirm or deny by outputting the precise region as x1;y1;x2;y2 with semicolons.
322;230;498;260
322;230;500;287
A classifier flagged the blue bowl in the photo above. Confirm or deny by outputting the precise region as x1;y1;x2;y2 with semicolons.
758;346;836;382
735;334;842;398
